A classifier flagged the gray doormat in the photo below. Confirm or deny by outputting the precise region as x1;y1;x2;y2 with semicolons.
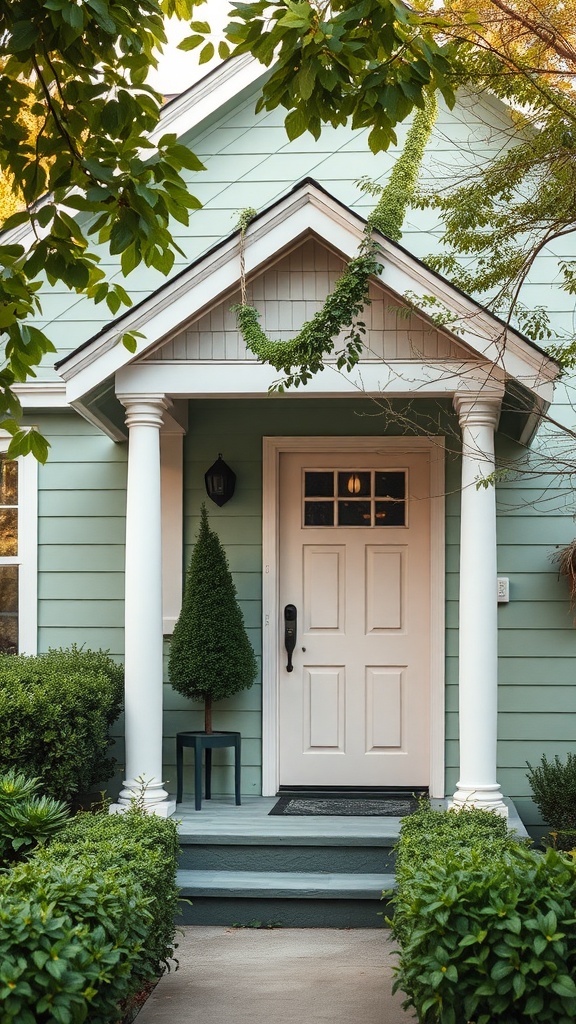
269;795;420;816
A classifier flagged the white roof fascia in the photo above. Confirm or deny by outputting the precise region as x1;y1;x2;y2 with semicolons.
378;240;557;397
149;54;266;144
59;180;557;407
15;383;68;408
115;357;506;399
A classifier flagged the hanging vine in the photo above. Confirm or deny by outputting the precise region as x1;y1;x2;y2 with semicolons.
233;93;438;392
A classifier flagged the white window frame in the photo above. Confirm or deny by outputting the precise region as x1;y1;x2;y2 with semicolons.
0;434;38;655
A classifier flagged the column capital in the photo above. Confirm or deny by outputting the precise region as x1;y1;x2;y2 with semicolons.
117;393;171;430
453;391;503;430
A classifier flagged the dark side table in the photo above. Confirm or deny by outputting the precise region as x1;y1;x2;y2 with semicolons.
176;730;241;810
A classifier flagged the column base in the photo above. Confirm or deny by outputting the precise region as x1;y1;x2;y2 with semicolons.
449;784;508;818
109;777;176;818
109;799;176;818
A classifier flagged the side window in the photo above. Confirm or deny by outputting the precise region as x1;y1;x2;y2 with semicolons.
0;446;37;654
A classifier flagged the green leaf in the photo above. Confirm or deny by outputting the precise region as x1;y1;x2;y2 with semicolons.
298;64;316;101
284;107;308;141
198;42;215;64
551;975;576;998
109;219;135;255
167;145;206;172
1;211;30;232
367;123;396;154
9;20;38;50
121;332;138;353
178;34;205;51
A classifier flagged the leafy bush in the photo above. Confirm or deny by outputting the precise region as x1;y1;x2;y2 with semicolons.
0;770;69;866
0;807;180;1024
391;845;576;1024
0;853;151;1024
0;646;123;802
527;754;576;843
49;807;180;976
390;808;576;1024
393;806;517;944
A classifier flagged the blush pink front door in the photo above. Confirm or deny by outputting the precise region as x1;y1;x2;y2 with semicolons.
278;449;431;788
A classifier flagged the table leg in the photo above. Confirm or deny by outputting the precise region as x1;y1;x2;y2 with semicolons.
235;736;241;806
194;741;202;811
205;746;212;800
176;739;183;804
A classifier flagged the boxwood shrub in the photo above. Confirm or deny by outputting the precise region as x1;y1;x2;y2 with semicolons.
0;854;151;1024
390;808;576;1024
0;647;123;802
0;808;180;1024
49;808;180;976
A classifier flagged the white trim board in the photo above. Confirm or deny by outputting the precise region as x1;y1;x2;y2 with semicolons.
261;435;445;799
0;433;38;656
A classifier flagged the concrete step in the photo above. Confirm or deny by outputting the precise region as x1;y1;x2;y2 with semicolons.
178;869;395;899
178;840;396;874
177;869;394;928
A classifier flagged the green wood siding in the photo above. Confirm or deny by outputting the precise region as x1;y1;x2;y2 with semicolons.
33;413;126;664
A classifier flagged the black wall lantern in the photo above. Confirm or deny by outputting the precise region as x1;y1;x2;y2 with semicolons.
205;454;236;507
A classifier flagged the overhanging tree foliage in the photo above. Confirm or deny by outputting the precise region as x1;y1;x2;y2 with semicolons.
219;0;454;153
0;0;459;461
0;0;203;460
414;0;576;357
168;505;257;734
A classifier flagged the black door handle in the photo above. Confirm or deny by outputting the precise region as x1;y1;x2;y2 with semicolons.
284;604;297;672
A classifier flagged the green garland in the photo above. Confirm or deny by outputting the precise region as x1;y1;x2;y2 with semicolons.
233;236;382;390
367;92;438;241
233;94;438;391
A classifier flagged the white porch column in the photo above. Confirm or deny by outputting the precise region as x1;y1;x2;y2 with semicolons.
113;394;175;816
451;391;507;817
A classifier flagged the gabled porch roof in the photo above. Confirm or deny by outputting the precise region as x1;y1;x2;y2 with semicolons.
56;178;559;443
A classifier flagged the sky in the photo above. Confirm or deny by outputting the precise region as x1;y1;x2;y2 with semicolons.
149;2;235;96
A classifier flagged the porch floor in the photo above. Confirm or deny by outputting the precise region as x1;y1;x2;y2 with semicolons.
172;795;406;843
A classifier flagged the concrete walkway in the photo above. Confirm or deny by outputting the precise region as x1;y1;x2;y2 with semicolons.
135;926;416;1023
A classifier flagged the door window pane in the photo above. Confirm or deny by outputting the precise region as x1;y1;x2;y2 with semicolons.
338;501;371;526
375;501;405;526
304;501;334;526
305;472;334;497
0;456;20;650
375;472;405;499
338;471;370;497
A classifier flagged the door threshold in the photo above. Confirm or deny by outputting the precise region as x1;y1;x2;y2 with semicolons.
277;786;429;799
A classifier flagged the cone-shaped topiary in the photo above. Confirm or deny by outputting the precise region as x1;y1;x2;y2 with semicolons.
168;504;257;734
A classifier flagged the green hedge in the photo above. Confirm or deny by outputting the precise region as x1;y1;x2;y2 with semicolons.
390;808;576;1024
0;854;150;1024
50;809;180;976
0;808;180;1024
0;647;123;802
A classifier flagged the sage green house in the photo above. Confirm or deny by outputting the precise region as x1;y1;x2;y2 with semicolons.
4;55;575;832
